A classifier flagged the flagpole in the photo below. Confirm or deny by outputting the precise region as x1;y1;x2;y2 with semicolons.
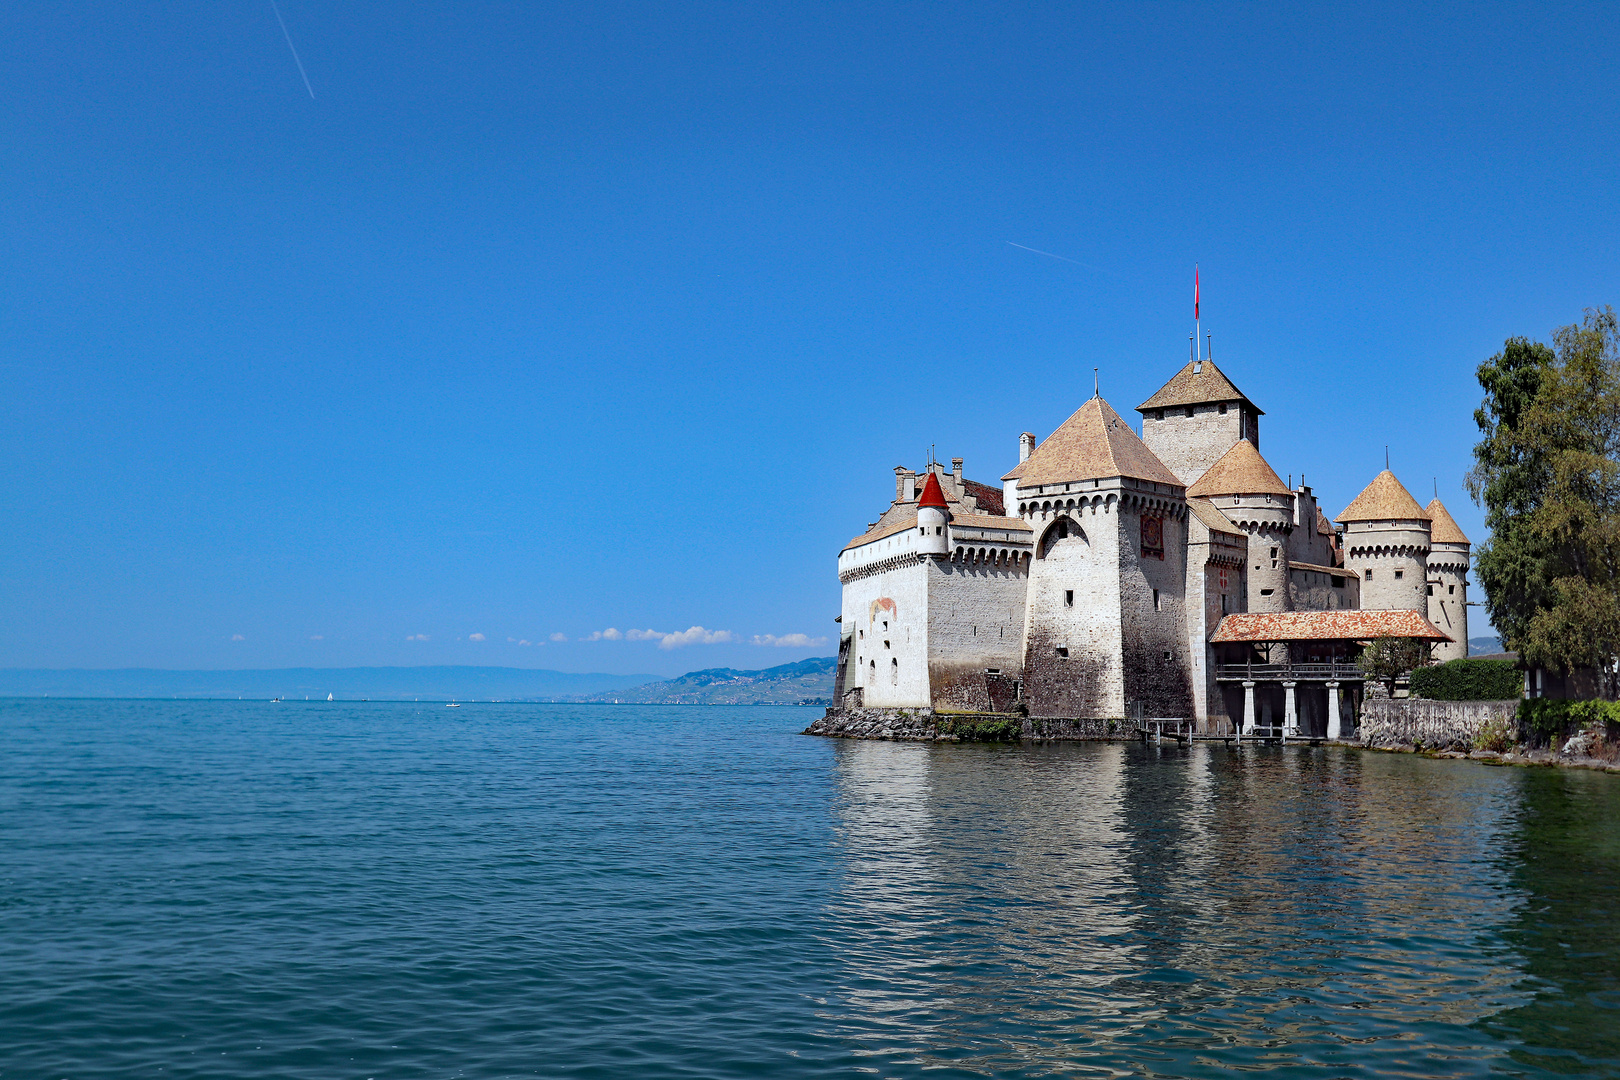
1194;264;1201;365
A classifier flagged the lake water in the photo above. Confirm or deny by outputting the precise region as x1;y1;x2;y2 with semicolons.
1;700;1617;1078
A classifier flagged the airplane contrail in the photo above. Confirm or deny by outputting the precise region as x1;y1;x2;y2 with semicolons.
1004;241;1108;275
269;0;316;99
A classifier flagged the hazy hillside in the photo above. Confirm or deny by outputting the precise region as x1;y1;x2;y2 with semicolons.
571;657;836;705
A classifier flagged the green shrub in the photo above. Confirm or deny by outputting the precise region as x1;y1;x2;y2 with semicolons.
939;716;1022;742
1409;658;1524;701
1515;698;1620;746
1476;712;1516;752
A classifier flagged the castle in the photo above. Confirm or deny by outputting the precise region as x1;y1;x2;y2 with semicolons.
833;357;1469;736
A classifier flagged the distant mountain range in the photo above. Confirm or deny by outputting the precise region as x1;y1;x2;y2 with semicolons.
1468;636;1506;656
568;657;837;705
0;659;838;703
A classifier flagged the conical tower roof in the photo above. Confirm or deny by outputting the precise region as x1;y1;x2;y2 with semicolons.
1185;439;1290;498
1014;396;1181;488
1136;358;1262;415
1425;498;1470;545
1336;470;1430;523
917;471;948;509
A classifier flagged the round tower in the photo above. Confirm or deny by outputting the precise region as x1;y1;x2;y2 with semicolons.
1425;498;1471;662
916;470;950;557
1336;471;1431;614
1185;439;1294;613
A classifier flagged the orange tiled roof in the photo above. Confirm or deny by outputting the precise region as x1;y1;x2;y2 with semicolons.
1014;396;1182;489
1136;359;1262;413
1188;496;1244;537
1336;470;1430;523
950;513;1032;532
842;513;917;552
1186;439;1290;497
1210;608;1452;643
1425;498;1471;545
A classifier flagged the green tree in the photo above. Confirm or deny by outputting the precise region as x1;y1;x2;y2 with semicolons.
1357;637;1430;695
1468;307;1620;696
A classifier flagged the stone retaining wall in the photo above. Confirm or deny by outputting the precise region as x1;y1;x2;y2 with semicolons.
805;708;1125;742
1358;697;1518;752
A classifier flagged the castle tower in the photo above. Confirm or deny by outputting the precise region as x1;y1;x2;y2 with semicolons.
1136;358;1264;487
1186;440;1294;613
1425;498;1471;662
1012;395;1191;719
916;471;951;558
1336;471;1432;614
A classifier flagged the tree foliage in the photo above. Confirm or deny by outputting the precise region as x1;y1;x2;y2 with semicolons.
1357;637;1430;694
1468;307;1620;695
1408;657;1523;701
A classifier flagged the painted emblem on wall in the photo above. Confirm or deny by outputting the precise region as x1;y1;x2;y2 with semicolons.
869;597;897;623
1141;514;1164;560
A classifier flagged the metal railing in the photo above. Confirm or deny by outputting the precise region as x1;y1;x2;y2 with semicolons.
1214;662;1365;681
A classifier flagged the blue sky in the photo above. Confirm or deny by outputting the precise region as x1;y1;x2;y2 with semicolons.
3;1;1617;675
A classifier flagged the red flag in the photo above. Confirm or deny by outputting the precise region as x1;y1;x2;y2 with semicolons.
1194;265;1200;321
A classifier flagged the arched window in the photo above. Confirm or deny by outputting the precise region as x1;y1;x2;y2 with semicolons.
890;658;899;685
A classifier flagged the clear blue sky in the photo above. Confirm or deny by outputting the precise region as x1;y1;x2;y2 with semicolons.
3;1;1616;675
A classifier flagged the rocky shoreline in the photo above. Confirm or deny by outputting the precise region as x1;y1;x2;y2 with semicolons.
807;706;1620;773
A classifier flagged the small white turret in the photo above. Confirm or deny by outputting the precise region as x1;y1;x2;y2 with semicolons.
916;471;950;557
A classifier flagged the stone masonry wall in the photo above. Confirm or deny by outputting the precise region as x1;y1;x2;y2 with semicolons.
805;708;1125;741
926;556;1027;710
1359;697;1518;751
1141;404;1245;487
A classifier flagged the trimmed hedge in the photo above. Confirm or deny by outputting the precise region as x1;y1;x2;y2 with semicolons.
1409;658;1523;701
1517;698;1620;745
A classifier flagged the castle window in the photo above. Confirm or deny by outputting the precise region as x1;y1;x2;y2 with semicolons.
1221;593;1229;614
1427;584;1433;595
1219;402;1228;414
1394;570;1404;580
1260;588;1274;596
1156;409;1164;421
1449;584;1455;594
1185;406;1194;418
1365;570;1373;580
1065;589;1074;607
1056;646;1069;659
1153;589;1160;611
890;658;898;685
1163;650;1172;661
986;667;1000;675
936;526;942;534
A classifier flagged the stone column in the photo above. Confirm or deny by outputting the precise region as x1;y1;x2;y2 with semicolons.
1242;681;1256;737
1283;681;1299;739
1326;681;1342;740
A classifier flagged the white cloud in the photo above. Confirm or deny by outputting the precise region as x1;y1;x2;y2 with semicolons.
468;633;486;641
406;634;430;642
309;635;324;641
230;634;245;641
624;626;737;650
550;632;568;642
519;639;532;646
585;628;623;641
751;633;829;648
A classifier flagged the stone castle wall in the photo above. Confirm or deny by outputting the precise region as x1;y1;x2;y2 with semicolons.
1142;404;1247;487
1359;697;1518;751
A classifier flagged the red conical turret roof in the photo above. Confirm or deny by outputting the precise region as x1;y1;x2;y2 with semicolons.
917;471;949;509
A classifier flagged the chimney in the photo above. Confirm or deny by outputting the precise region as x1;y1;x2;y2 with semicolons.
951;458;963;487
1019;432;1035;462
894;466;915;503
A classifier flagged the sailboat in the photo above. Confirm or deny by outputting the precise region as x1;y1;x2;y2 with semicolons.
327;693;333;701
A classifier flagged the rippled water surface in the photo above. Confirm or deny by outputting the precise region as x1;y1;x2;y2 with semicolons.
2;700;1618;1078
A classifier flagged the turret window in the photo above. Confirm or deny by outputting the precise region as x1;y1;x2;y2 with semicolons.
1394;570;1404;580
1065;589;1074;607
1365;570;1373;580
